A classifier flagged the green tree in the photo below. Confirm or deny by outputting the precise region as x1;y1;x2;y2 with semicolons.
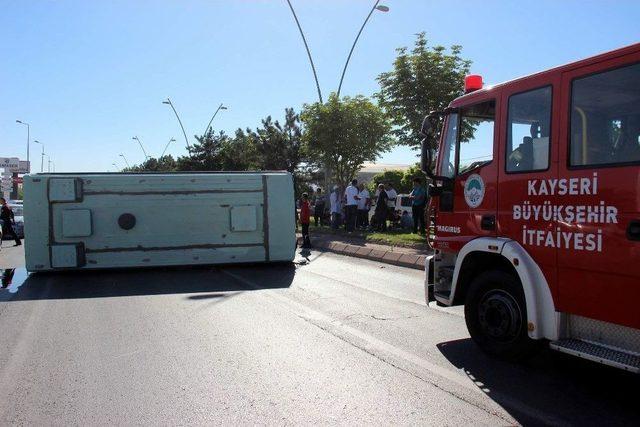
376;33;471;149
249;108;303;173
400;164;424;191
301;93;392;188
370;169;408;194
123;155;177;172
218;129;261;171
176;129;259;171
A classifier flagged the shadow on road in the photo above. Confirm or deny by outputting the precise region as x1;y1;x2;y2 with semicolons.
438;338;640;425
0;263;296;302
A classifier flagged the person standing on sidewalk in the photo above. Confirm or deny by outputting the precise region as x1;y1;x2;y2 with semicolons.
0;198;21;246
356;183;370;229
312;187;326;227
344;179;359;233
385;183;398;223
373;184;389;231
299;193;312;248
409;178;427;235
330;186;342;230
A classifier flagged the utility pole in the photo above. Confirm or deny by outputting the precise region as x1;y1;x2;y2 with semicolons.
132;136;149;160
163;98;191;151
34;140;45;173
337;1;389;98
119;154;130;168
203;103;228;135
284;0;323;103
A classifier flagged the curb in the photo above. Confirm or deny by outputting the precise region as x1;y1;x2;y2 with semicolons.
301;238;427;271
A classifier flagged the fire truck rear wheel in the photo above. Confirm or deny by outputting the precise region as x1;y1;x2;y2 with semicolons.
464;270;535;360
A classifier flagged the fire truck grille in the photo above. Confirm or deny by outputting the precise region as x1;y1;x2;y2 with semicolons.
551;339;640;373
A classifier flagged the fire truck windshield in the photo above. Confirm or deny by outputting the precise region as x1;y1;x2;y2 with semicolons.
438;113;458;178
438;101;496;177
458;101;495;175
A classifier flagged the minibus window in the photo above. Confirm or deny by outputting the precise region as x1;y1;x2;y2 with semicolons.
570;62;640;167
506;86;552;172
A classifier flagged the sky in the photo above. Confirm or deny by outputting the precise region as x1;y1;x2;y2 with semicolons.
1;0;639;173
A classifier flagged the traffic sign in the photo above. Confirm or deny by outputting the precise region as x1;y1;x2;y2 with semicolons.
8;160;30;174
0;157;19;169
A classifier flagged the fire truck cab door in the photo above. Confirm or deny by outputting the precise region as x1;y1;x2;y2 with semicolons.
497;77;559;304
435;98;499;252
557;55;640;330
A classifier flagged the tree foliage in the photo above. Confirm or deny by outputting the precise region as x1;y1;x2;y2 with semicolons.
301;93;392;188
400;164;424;191
249;108;303;173
122;155;177;172
376;33;471;149
369;169;405;194
173;130;258;171
369;164;427;194
123;108;310;198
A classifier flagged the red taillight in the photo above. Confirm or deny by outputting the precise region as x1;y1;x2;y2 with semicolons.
464;75;483;93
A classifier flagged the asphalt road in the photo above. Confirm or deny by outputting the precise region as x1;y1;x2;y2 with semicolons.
1;246;639;425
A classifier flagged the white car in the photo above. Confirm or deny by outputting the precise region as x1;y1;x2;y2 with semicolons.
11;204;24;238
395;194;413;217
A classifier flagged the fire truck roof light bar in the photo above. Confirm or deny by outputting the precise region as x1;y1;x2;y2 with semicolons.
464;74;483;93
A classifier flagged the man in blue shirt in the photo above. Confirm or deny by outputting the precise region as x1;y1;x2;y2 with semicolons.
409;178;427;235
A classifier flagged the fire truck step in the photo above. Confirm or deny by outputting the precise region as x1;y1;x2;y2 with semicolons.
550;339;640;373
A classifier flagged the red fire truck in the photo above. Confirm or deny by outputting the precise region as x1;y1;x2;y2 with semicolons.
421;43;640;372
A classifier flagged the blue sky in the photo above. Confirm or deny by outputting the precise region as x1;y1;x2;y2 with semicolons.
1;0;639;172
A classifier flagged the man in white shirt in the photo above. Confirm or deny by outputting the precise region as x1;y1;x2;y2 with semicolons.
330;185;342;229
356;183;370;229
343;179;360;232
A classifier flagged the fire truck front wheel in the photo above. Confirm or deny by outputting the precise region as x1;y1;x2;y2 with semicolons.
464;270;535;360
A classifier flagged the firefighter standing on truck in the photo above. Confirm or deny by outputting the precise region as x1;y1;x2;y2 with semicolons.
0;198;21;247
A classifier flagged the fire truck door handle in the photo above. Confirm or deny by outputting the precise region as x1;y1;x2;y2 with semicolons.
627;220;640;241
480;215;496;231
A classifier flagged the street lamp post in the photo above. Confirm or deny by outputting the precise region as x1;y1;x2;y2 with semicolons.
15;120;30;165
119;154;130;168
132;136;149;160
47;155;52;173
336;1;389;98
163;98;191;151
160;138;176;158
112;162;119;172
203;104;228;135
284;0;323;103
34;140;45;173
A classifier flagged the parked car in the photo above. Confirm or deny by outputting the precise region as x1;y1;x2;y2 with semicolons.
395;194;413;217
11;204;24;238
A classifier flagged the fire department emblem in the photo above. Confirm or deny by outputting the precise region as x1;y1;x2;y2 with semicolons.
464;174;485;208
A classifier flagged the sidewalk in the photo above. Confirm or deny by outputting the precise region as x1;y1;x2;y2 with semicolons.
298;231;431;270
